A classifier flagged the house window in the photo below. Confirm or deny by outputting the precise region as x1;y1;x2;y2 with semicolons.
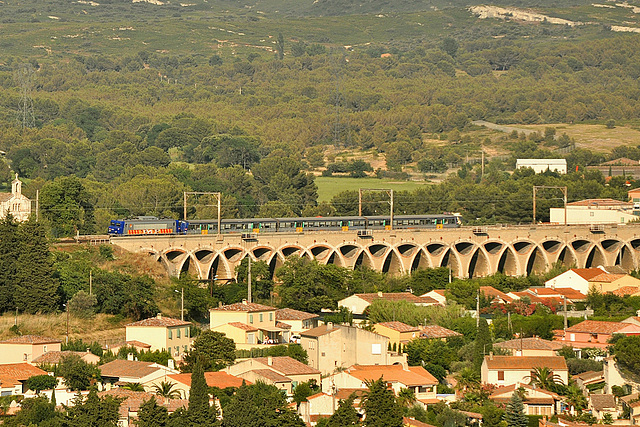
259;313;263;322
372;344;382;355
322;352;326;357
498;371;505;381
23;353;28;361
168;329;173;339
249;314;254;324
269;312;273;321
185;327;189;338
176;328;181;338
309;341;315;349
43;345;48;353
183;345;188;353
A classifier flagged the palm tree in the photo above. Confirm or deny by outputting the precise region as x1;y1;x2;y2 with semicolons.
526;367;564;391
153;381;181;399
454;367;481;394
397;387;417;408
564;384;587;415
122;382;145;392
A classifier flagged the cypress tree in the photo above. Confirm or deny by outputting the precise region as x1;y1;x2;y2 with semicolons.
473;318;492;371
0;214;18;312
187;356;217;426
13;217;59;313
137;398;169;427
327;394;360;426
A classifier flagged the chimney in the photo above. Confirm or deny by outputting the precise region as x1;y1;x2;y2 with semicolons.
489;351;493;360
168;359;175;370
86;348;90;353
127;353;134;361
267;356;273;366
242;299;248;305
377;291;383;297
157;313;162;319
218;301;223;307
327;322;333;330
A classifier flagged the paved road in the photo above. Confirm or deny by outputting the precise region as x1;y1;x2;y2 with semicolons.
472;120;540;136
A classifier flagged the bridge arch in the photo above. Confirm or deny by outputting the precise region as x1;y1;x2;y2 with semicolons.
206;254;233;281
355;250;375;270
556;245;578;268
440;248;462;278
542;239;563;254
468;247;491;278
339;244;360;259
585;245;607;268
382;249;404;275
410;248;432;271
310;245;334;262
497;246;519;276
617;243;635;271
526;245;548;275
326;251;346;267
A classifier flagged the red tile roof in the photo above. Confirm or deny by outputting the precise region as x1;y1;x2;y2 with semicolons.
352;293;438;305
250;369;291;383
376;321;420;333
589;273;627;283
490;383;560;400
419;325;462;339
275;321;292;330
300;324;340;338
32;351;97;364
275;308;318;321
570;268;607;280
494;337;563;351
612;286;640;297
590;394;616;411
553;288;587;300
568;198;632;207
0;335;61;345
404;417;438;427
480;286;513;302
168;372;248;389
334;388;367;400
98;389;187;417
127;315;190;327
565;320;628;334
211;301;275;312
228;322;259;332
346;365;438;386
99;360;160;379
483;356;568;371
253;356;320;376
0;363;47;381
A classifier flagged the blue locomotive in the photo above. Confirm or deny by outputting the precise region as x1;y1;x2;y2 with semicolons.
108;216;189;235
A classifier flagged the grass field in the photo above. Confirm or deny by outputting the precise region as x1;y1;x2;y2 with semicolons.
315;176;432;202
517;124;640;153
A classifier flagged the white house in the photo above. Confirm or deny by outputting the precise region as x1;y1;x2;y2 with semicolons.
544;267;606;294
550;199;638;225
516;159;567;174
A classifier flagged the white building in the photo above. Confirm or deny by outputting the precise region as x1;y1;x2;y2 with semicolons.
0;175;31;222
516;159;567;174
544;267;606;295
550;199;638;225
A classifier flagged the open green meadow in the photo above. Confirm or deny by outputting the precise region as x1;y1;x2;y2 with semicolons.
315;176;432;202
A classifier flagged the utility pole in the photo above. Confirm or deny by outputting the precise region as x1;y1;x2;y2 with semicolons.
563;295;568;333
35;190;39;221
89;270;92;296
533;185;567;225
476;289;480;328
183;191;222;235
247;256;252;304
181;287;184;321
66;302;69;344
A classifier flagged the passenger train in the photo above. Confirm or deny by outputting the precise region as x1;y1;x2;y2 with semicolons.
108;214;461;236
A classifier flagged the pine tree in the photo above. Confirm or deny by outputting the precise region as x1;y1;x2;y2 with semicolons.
0;214;19;312
327;394;360;426
13;217;59;313
137;398;169;427
505;393;528;427
362;378;403;427
473;318;492;371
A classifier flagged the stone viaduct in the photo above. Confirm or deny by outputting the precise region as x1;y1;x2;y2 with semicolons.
109;223;640;282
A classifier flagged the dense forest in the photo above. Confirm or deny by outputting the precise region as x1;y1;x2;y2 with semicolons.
1;0;640;236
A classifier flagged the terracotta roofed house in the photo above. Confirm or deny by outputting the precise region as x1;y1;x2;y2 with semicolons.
322;364;439;406
588;273;640;294
420;290;447;306
0;335;62;364
99;359;179;390
480;286;513;304
166;371;248;399
32;350;100;365
481;355;568;386
373;321;421;348
493;337;564;357
98;389;187;427
275;308;320;335
338;292;438;315
0;363;48;395
554;319;640;348
210;300;289;346
419;325;462;340
125;314;191;358
544;267;606;294
489;383;562;416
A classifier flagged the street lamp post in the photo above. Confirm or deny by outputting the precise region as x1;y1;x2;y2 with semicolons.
175;288;184;321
